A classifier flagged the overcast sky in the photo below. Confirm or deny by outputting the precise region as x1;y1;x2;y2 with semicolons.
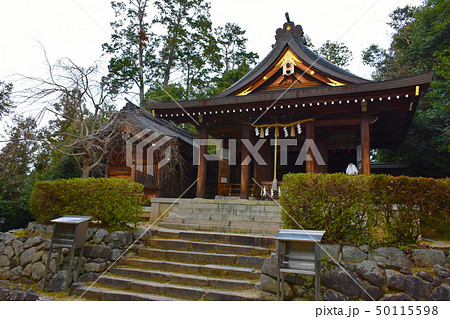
0;0;423;113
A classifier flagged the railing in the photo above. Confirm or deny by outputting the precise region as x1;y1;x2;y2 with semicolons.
218;183;257;197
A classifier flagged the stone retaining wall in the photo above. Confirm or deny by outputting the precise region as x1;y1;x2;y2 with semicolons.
0;223;151;292
261;244;450;301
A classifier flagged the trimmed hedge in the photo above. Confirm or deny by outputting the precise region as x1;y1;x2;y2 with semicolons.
280;173;449;245
30;178;144;230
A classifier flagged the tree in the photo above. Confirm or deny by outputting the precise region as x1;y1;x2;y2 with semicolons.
0;81;14;120
19;55;121;178
212;62;252;95
153;0;215;89
215;23;258;72
102;0;157;106
315;40;353;67
0;116;41;230
362;0;450;177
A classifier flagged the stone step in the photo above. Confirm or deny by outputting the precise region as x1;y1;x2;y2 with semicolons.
167;212;282;222
94;275;260;301
171;207;281;215
157;222;280;235
123;258;262;280
162;217;281;229
110;267;257;290
146;238;272;256
72;285;182;301
153;228;276;248
137;247;266;269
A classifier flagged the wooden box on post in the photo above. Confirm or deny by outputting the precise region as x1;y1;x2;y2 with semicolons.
42;215;92;291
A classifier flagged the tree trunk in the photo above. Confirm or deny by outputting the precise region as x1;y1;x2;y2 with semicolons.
82;157;90;178
138;4;145;106
163;43;176;88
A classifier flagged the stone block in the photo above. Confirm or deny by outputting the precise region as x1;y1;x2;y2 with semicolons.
85;228;96;243
4;245;14;259
50;270;68;292
84;245;112;259
260;274;293;299
21;264;32;277
93;229;108;245
31;251;44;264
434;265;450;278
361;286;382;301
323;289;349;301
416;271;434;283
355;260;386;287
111;249;121;261
342;245;368;263
368;247;413;267
413;249;445;267
386;269;405;291
431;285;450;301
261;253;277;277
321;261;363;299
84;262;107;273
23;236;45;249
20;247;37;267
12;239;24;257
8;266;22;281
405;275;433;300
0;233;15;245
382;293;414;301
106;231;132;248
30;262;46;281
320;244;341;261
0;255;10;267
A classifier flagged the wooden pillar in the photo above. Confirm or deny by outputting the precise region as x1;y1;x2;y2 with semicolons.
360;115;371;175
315;130;328;173
305;121;315;173
240;124;250;199
217;139;230;196
196;124;207;198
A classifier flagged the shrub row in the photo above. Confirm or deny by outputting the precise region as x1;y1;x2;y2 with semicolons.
280;173;449;245
30;178;144;230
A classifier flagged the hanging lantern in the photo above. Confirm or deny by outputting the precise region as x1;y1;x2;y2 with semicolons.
291;126;295;137
265;127;269;136
284;127;289;137
275;126;279;138
255;127;259;136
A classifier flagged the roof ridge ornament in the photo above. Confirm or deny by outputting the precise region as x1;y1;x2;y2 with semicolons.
275;12;306;44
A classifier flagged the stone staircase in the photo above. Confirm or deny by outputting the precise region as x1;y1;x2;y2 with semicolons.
71;228;276;301
158;198;282;235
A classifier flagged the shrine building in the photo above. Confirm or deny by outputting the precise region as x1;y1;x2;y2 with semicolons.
144;17;433;200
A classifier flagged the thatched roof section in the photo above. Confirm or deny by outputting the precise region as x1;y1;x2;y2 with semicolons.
117;101;195;145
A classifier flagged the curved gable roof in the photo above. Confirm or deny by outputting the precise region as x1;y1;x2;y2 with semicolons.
216;18;370;98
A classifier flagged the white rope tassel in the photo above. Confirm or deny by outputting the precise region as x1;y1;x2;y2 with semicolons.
255;127;259;136
283;127;288;137
265;127;269;136
297;123;302;135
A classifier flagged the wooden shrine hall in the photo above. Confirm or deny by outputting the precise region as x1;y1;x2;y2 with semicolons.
147;16;433;199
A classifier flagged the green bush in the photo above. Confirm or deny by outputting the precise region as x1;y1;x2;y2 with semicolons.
280;173;449;245
30;178;144;230
281;174;376;245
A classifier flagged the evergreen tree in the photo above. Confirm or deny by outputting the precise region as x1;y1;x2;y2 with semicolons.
362;0;450;177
